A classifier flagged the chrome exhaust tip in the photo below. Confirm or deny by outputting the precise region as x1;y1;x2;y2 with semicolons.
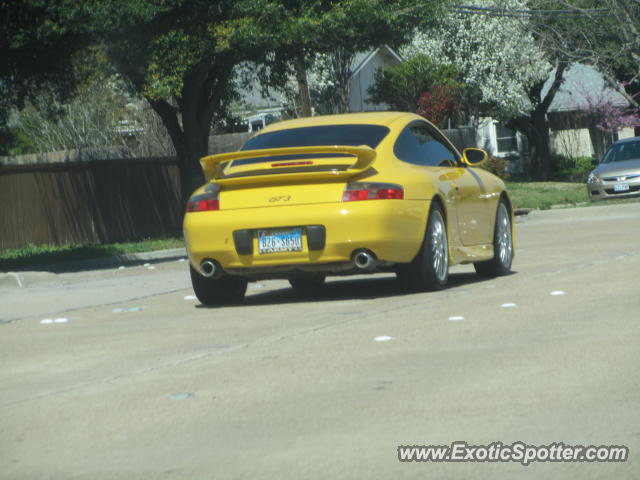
353;249;376;271
200;259;220;278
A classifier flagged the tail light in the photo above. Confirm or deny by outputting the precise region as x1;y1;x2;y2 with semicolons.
342;182;404;202
187;192;219;212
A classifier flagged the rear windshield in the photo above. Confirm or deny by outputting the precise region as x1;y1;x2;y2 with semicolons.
242;124;390;151
603;140;640;163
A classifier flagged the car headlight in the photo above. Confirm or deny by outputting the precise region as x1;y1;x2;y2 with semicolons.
587;172;601;184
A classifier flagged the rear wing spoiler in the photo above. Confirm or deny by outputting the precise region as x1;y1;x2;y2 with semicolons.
200;145;376;186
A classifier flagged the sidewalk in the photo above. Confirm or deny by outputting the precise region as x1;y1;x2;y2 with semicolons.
0;248;187;289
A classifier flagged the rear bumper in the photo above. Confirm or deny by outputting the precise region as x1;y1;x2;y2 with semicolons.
183;199;428;274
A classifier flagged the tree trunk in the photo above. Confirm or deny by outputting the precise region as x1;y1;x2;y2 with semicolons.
333;48;354;114
175;140;207;204
179;94;210;201
148;98;207;206
588;126;615;159
530;110;551;180
509;61;569;180
511;117;551;181
295;52;312;117
147;57;236;207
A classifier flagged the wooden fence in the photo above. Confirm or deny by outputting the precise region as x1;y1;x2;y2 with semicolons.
0;133;256;253
443;127;477;151
0;157;182;252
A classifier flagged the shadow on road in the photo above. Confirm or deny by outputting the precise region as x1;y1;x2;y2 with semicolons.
195;271;509;309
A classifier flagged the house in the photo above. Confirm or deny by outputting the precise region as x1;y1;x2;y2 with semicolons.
348;45;403;112
230;70;286;133
545;63;635;159
480;64;636;173
231;45;403;131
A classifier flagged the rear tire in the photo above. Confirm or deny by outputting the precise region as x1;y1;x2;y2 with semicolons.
288;274;326;289
189;265;247;305
397;203;449;291
474;199;513;277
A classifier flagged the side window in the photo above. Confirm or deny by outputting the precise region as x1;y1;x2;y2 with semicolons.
394;124;458;167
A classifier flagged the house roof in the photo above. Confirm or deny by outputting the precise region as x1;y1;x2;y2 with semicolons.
544;63;629;113
350;45;403;78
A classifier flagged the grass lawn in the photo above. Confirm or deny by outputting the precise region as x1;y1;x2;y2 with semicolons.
506;181;588;210
0;237;184;271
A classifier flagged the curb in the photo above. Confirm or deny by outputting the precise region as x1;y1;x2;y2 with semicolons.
40;247;187;272
78;247;188;270
0;248;187;289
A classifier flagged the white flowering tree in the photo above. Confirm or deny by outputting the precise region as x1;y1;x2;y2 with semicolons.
307;50;354;115
405;0;549;119
405;0;569;179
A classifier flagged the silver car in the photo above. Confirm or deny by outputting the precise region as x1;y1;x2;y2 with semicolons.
587;137;640;201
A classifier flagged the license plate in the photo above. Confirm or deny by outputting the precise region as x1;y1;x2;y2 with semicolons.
614;183;630;192
258;228;302;254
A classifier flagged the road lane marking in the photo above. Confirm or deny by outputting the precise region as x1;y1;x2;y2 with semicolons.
168;393;194;400
112;307;143;313
373;336;394;342
40;318;69;324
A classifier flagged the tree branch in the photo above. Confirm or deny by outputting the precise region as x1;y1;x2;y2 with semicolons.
539;60;568;113
148;98;185;156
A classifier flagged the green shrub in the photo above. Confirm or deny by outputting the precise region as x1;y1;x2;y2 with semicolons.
482;155;511;180
550;155;594;182
575;156;594;172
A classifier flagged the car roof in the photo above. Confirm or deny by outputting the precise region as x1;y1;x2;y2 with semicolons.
612;136;640;145
257;111;420;134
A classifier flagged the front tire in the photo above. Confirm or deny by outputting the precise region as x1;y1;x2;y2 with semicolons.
397;203;449;291
189;265;247;305
474;199;513;277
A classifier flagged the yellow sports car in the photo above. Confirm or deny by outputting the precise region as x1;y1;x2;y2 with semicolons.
183;112;514;305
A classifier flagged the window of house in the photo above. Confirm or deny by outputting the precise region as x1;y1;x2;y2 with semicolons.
394;124;458;167
495;124;518;154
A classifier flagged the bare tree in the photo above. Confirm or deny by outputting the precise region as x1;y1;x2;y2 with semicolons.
15;78;175;159
522;0;640;160
528;0;640;105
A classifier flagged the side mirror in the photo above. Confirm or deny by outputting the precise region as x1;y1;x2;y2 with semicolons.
462;148;489;166
591;157;599;166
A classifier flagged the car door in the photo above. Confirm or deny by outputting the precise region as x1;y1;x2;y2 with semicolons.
394;122;491;246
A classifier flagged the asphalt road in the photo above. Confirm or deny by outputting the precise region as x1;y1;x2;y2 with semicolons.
1;203;639;479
